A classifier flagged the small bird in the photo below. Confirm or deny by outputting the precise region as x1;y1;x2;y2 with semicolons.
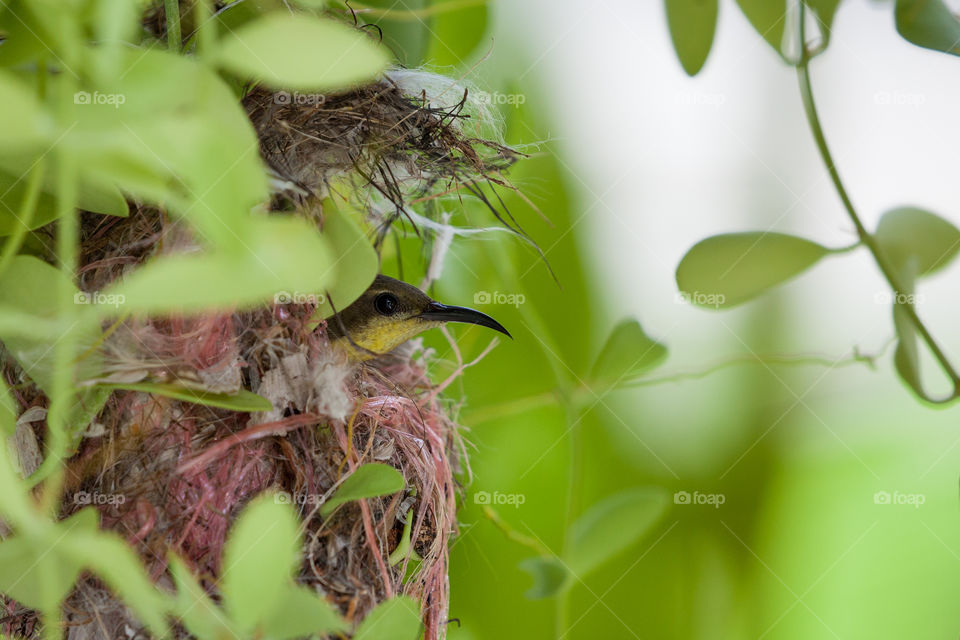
327;275;511;361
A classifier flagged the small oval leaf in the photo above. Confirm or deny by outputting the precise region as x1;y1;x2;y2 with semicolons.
874;207;960;277
895;0;960;56
735;0;787;57
222;495;301;631
321;463;406;517
676;232;830;308
566;487;669;579
216;13;390;90
666;0;718;76
518;556;569;599
591;319;667;386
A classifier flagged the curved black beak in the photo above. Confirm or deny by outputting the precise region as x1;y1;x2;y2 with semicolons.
419;302;512;338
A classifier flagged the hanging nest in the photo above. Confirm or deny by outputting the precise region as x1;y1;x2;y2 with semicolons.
1;64;525;640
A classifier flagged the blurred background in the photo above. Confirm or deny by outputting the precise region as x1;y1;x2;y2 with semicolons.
382;0;960;637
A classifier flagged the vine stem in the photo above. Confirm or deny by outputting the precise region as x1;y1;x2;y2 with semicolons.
163;0;181;51
794;6;960;398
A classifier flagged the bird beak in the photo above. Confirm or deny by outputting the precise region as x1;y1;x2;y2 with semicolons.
419;302;512;338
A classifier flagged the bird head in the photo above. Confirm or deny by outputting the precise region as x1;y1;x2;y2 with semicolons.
327;275;511;361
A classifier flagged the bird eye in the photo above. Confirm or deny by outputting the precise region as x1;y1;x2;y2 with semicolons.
374;292;399;316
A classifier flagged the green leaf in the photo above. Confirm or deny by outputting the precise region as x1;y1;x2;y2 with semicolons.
321;463;405;517
313;198;378;319
805;0;842;39
170;556;237;640
353;595;422;640
222;495;301;632
0;70;53;152
874;207;960;277
676;232;830;308
63;48;268;250
105;215;336;314
0;256;103;392
101;383;272;412
426;0;489;67
566;487;669;579
735;0;788;56
261;585;348;638
360;0;430;67
215;13;390;90
0;511;90;611
0;163;128;236
665;0;718;76
518;556;569;599
895;0;960;56
590;319;667;387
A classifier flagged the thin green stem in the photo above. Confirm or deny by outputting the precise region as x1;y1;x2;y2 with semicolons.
795;5;960;399
164;0;182;51
31;71;80;495
193;0;215;58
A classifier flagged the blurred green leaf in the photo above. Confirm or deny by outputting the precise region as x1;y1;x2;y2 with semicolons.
0;70;53;152
665;0;718;76
321;463;406;517
735;0;787;56
566;487;669;579
353;595;422;640
215;12;390;90
105;215;335;313
895;0;960;56
261;585;348;638
0;164;128;235
518;556;569;599
590;319;667;387
214;0;284;33
222;495;301;632
0;256;102;392
102;383;272;412
426;0;489;67
63;48;268;249
676;232;829;308
0;510;90;611
170;556;236;639
875;207;960;277
359;0;430;66
313;198;378;319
